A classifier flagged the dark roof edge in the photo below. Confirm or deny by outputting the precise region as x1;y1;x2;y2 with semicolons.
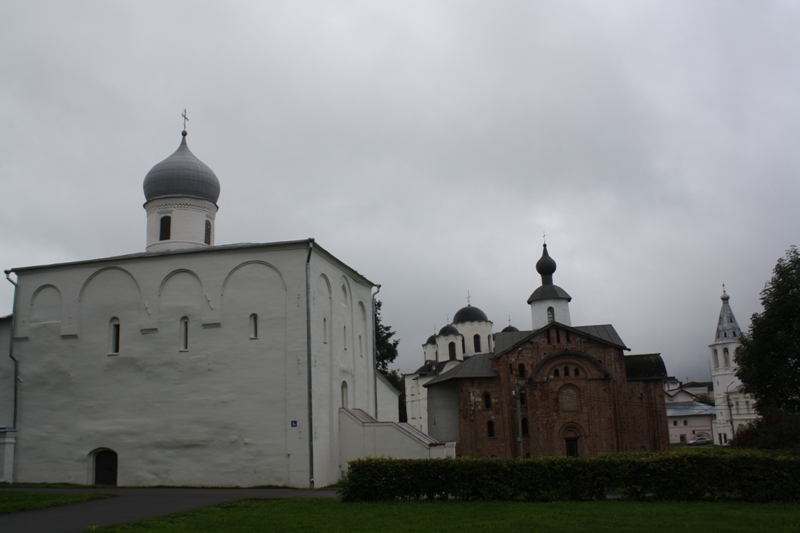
8;239;374;287
495;323;629;357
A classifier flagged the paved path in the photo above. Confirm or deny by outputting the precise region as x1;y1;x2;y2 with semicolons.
0;487;338;533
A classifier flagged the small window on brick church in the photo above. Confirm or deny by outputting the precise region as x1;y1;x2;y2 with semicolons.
483;393;492;409
673;420;678;426
521;418;529;436
487;421;495;438
554;368;560;377
574;367;580;377
683;420;687;426
518;363;526;378
159;216;171;241
547;307;555;322
564;366;570;377
520;389;526;406
204;220;212;245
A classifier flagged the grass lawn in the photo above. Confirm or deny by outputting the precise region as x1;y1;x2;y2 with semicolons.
0;491;113;514
97;498;800;533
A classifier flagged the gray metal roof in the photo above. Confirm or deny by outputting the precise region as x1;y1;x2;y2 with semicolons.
143;131;221;204
624;353;668;380
453;304;489;324
424;353;496;387
493;323;628;355
712;289;742;345
665;401;716;417
7;239;375;287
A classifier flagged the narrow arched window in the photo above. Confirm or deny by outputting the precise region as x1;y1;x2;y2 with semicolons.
520;389;527;406
554;368;560;377
341;381;349;409
109;318;120;355
159;216;171;241
344;326;347;350
521;418;529;436
204;220;212;245
359;335;363;357
518;363;526;378
564;366;570;377
712;349;719;368
474;334;481;353
180;317;189;350
323;318;328;344
250;314;258;339
483;393;492;409
547;307;555;322
574;367;580;377
461;337;466;354
449;342;456;360
487;420;495;438
723;348;730;366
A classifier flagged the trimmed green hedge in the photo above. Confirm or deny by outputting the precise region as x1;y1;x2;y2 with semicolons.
340;451;800;502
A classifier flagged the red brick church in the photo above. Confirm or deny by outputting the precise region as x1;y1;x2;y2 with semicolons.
412;244;669;458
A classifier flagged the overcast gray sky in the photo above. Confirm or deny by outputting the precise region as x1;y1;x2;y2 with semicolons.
2;1;798;381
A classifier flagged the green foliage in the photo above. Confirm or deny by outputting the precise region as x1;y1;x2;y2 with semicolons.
374;300;399;373
340;451;800;503
96;498;800;533
0;491;112;514
731;409;800;451
374;299;406;422
736;246;800;413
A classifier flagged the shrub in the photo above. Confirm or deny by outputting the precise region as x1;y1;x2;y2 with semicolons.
339;450;800;503
731;409;800;450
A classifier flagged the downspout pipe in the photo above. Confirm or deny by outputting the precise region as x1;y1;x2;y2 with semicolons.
305;239;315;488
371;284;381;418
4;270;19;430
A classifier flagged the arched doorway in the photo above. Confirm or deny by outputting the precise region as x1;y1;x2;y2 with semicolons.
94;450;118;486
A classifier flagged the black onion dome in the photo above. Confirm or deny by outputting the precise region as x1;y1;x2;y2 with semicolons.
453;304;489;324
438;324;460;337
536;244;557;277
425;334;437;346
502;325;519;332
143;131;221;204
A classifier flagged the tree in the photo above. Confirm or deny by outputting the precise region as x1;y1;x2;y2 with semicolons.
374;299;406;422
736;246;800;413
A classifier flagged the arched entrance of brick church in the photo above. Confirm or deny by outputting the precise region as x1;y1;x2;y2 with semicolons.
92;449;118;486
559;424;584;457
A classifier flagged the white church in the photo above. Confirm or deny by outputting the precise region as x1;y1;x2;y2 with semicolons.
708;288;758;444
0;128;452;488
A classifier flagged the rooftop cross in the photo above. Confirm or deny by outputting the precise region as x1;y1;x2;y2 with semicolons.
182;109;189;131
467;290;471;305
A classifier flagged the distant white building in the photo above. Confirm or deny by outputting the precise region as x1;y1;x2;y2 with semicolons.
0;128;451;487
663;381;715;444
709;289;758;445
404;305;493;434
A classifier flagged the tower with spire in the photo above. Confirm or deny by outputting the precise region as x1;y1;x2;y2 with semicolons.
527;244;572;329
709;288;757;444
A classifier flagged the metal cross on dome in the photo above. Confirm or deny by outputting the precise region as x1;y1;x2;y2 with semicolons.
182;109;189;130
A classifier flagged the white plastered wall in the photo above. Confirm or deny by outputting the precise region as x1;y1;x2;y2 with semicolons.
530;299;571;330
145;198;218;252
7;242;379;488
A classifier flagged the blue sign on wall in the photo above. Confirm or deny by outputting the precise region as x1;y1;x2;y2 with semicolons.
291;420;298;428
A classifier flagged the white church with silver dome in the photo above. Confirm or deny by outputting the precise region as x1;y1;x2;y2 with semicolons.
0;128;450;488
